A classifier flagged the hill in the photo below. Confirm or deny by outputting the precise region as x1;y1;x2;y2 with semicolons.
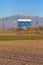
0;14;43;29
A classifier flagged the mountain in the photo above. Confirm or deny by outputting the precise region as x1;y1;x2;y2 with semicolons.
0;14;43;29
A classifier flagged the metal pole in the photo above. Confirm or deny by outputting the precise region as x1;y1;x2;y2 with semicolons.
36;22;38;34
2;16;4;30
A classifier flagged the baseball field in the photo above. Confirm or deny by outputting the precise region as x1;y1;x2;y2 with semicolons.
0;35;43;65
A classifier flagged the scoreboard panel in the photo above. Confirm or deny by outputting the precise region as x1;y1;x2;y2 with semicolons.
18;21;31;26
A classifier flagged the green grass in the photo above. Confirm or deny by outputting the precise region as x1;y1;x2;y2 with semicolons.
0;35;43;41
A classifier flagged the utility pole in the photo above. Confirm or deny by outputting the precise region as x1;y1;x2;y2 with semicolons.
2;16;5;34
2;16;4;30
36;22;38;34
36;22;38;28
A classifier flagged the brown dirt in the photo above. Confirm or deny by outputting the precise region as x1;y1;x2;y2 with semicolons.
0;40;43;65
0;40;43;47
0;40;43;46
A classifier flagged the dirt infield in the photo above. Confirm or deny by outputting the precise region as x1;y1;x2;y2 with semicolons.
0;40;43;47
0;40;43;65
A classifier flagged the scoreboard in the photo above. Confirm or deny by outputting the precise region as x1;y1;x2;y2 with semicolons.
18;19;31;26
18;22;31;26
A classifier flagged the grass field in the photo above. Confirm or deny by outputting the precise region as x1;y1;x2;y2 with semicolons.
0;35;43;41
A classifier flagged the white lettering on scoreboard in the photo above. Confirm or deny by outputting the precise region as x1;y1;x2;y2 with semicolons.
18;19;31;22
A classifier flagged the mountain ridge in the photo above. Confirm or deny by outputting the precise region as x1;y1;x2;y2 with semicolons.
0;14;43;29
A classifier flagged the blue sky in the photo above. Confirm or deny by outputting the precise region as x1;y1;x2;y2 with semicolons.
0;0;43;18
